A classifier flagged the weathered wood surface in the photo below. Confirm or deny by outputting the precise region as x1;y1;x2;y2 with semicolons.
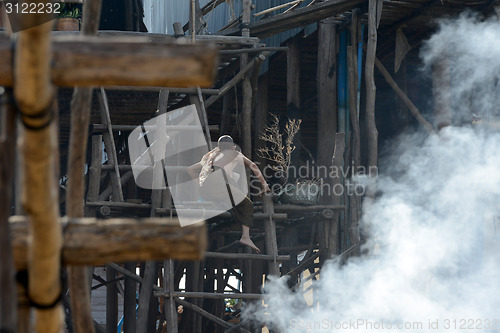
66;2;103;332
10;217;207;270
0;35;219;88
327;133;345;258
365;0;379;173
222;0;364;38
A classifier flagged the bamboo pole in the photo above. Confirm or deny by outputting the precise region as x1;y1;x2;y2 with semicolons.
14;11;63;332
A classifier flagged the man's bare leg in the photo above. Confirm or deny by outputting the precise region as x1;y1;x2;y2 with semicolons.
240;225;260;253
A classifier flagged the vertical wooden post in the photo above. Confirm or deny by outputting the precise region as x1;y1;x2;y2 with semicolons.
66;2;103;332
263;194;279;276
105;265;118;333
253;73;268;166
136;261;157;333
98;88;124;202
432;57;452;131
189;0;203;36
0;89;17;333
164;259;177;333
287;37;301;166
123;262;137;333
240;0;252;157
287;37;301;117
365;0;379;173
327;133;345;258
347;10;361;256
317;18;337;260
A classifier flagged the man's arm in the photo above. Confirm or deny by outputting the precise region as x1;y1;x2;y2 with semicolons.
187;162;202;180
242;155;270;193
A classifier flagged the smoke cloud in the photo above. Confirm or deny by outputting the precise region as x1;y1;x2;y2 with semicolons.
243;13;500;332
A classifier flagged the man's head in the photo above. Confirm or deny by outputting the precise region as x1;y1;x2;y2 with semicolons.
218;135;235;151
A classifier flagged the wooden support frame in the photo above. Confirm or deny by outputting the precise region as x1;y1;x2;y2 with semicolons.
10;216;207;270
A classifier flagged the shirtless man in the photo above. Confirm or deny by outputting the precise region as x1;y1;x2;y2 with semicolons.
188;135;270;252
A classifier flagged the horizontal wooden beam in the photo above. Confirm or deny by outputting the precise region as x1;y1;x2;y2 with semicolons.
222;0;364;38
92;124;219;133
10;216;207;270
50;31;260;46
0;35;218;88
155;291;263;299
204;252;290;261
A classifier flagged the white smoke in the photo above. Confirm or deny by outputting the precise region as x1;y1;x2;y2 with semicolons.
243;13;500;333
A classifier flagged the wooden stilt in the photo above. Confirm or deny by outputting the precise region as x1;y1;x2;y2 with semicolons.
263;194;279;276
105;265;118;333
123;262;137;333
327;133;345;258
347;10;361;256
164;259;178;333
365;0;380;173
98;88;124;202
136;261;157;333
317;17;337;262
432;57;452;131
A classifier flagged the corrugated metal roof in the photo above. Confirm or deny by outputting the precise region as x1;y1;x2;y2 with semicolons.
143;0;310;40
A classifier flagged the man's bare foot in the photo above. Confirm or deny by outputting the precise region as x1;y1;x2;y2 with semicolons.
239;238;260;253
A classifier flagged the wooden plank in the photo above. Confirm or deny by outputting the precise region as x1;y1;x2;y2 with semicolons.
0;36;219;88
10;217;207;270
222;0;364;38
